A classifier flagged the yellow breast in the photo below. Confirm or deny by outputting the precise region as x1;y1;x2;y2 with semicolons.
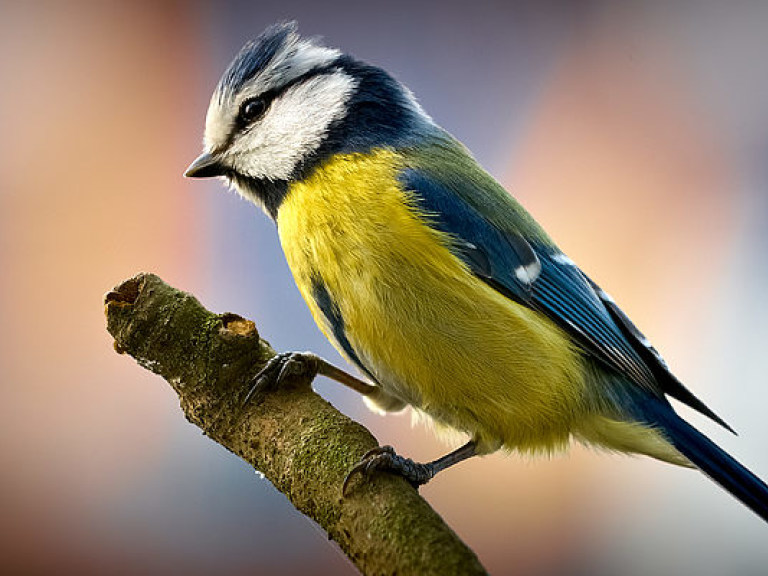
276;149;588;454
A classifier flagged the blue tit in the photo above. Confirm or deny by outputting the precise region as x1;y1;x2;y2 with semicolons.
185;22;768;521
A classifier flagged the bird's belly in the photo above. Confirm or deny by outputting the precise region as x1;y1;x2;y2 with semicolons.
347;266;587;454
277;152;588;454
286;228;588;455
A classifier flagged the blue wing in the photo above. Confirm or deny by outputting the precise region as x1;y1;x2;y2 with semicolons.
400;167;732;431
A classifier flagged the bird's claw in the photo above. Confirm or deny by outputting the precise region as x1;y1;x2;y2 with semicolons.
342;445;435;496
243;351;320;406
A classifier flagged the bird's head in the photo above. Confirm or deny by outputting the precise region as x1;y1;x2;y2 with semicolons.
185;22;432;217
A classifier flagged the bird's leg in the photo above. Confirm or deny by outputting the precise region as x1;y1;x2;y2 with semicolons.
243;351;377;406
315;357;379;395
343;440;478;495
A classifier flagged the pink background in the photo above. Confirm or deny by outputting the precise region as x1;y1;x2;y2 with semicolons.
2;2;767;574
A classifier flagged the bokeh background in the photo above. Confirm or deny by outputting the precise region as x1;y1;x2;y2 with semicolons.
2;1;768;574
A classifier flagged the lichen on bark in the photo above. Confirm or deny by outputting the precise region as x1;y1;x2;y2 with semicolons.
105;272;487;576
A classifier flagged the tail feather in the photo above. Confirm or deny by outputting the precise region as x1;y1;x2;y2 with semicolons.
640;398;768;524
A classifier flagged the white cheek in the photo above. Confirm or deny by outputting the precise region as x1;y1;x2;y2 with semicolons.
233;72;357;180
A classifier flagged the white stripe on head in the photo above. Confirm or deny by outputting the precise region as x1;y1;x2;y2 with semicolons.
237;39;341;103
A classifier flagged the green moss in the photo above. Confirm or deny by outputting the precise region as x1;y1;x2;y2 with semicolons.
105;273;487;576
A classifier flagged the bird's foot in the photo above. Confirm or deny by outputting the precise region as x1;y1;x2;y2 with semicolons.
243;351;320;406
342;445;435;496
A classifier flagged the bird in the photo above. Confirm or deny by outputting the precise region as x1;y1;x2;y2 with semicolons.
185;21;768;522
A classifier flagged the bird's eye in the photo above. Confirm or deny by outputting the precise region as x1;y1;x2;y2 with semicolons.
239;98;267;124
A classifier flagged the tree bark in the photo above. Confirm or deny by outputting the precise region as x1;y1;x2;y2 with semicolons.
104;273;487;576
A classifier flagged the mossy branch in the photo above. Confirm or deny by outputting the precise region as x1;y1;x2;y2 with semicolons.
104;273;486;576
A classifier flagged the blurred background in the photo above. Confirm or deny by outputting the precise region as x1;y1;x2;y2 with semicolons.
2;1;768;574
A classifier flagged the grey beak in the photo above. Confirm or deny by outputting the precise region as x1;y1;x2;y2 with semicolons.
184;152;226;178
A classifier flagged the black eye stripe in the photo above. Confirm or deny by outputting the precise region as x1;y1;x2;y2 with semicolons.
235;63;341;134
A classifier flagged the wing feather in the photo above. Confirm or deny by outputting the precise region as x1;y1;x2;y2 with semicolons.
400;166;731;430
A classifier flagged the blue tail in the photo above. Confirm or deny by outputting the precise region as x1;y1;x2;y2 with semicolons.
638;397;768;523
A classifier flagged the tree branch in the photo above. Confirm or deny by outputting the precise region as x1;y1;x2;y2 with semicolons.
104;273;487;576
